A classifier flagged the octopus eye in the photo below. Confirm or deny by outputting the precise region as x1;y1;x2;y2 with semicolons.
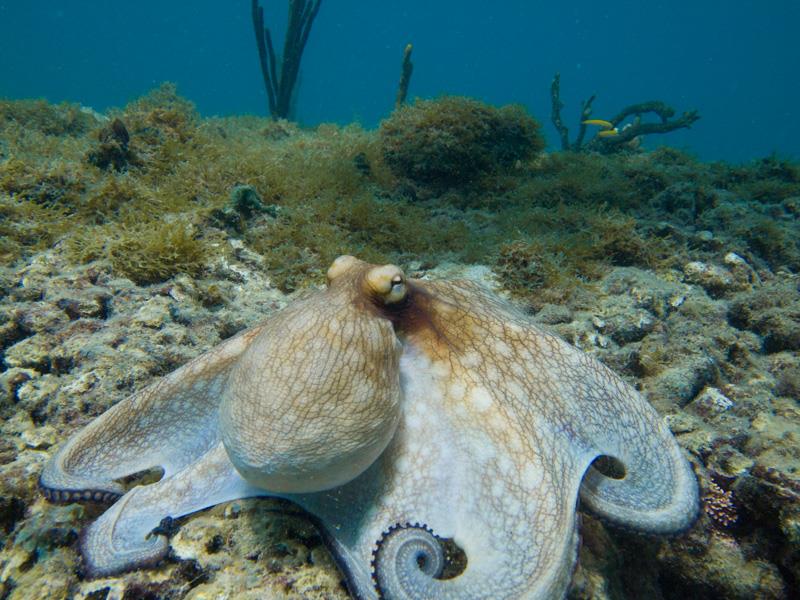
364;265;407;304
387;275;407;303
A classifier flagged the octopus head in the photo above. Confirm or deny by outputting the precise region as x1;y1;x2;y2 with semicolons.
220;256;407;493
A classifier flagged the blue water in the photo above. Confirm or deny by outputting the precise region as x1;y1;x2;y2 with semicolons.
1;0;798;163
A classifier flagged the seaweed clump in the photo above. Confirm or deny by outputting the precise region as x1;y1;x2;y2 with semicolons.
209;184;277;234
493;208;657;307
1;86;796;294
0;99;98;136
87;118;137;171
68;220;212;285
379;96;544;194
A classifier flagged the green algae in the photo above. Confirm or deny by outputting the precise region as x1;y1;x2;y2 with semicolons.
379;96;544;193
0;86;798;298
0;99;98;137
1;88;800;598
246;192;474;291
68;220;214;286
492;207;658;306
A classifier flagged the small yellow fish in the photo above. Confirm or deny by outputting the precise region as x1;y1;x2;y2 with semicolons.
597;128;619;137
582;119;614;129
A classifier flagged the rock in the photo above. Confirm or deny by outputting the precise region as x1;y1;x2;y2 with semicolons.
718;449;756;480
688;386;734;419
0;368;36;407
14;374;61;421
723;252;760;288
53;287;112;320
769;352;800;398
20;425;58;449
3;335;54;371
729;282;800;353
665;412;701;435
603;267;688;319
683;261;737;297
650;355;719;408
534;303;573;325
760;313;800;353
17;303;70;334
598;309;657;345
0;307;24;351
132;296;173;329
663;530;787;598
0;495;26;536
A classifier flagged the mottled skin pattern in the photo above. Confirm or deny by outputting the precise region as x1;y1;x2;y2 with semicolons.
40;256;698;599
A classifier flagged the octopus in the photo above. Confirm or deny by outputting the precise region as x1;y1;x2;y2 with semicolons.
40;255;698;599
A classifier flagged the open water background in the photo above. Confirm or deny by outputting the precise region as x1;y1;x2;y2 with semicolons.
0;0;798;162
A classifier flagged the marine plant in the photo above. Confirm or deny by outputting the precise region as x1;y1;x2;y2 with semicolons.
493;206;657;307
0;193;71;263
246;192;474;291
394;44;414;109
251;0;323;119
0;99;98;137
1;87;795;296
86;118;138;172
550;73;700;153
68;220;214;286
379;96;544;194
723;155;800;203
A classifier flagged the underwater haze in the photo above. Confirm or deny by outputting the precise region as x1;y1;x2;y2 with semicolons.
1;0;798;162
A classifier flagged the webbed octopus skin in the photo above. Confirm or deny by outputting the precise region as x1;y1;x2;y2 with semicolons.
40;256;698;599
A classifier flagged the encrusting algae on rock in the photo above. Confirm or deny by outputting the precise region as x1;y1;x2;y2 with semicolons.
0;88;798;598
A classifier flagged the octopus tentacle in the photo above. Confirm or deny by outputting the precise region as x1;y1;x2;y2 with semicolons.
294;347;586;600
372;524;445;598
79;441;265;577
39;256;700;597
411;279;698;534
543;337;699;533
578;433;699;533
39;324;265;502
305;448;582;600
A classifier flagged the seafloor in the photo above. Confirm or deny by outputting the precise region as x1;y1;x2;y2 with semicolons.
0;86;799;599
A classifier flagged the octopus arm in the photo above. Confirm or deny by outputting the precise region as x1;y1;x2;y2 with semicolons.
546;336;699;534
293;348;586;600
406;279;698;536
39;324;266;503
79;441;266;577
297;432;583;600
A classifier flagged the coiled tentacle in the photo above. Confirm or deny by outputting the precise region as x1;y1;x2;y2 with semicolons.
372;524;445;599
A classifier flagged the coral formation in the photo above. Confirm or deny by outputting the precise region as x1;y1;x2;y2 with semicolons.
395;44;414;109
550;73;700;153
702;480;738;528
251;0;323;120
